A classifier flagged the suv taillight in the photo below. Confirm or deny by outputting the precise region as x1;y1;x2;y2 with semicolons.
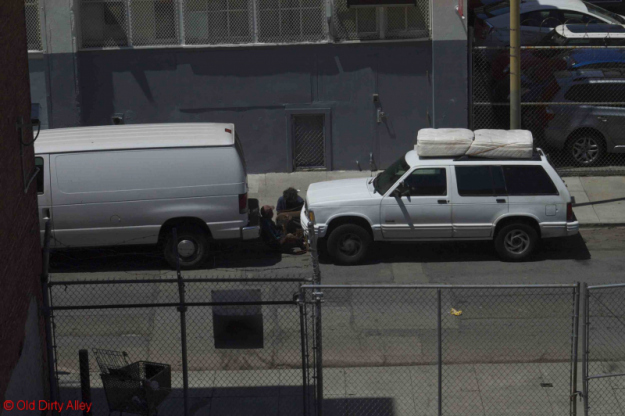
239;193;248;214
567;202;575;222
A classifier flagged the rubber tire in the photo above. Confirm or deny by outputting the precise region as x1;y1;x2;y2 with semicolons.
494;223;538;262
163;227;209;270
567;134;605;167
327;224;372;265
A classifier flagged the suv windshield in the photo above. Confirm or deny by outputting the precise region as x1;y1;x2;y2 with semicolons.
374;156;410;195
585;2;625;24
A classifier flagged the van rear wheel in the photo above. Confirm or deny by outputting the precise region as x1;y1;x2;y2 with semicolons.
494;223;538;262
327;224;371;265
164;227;209;270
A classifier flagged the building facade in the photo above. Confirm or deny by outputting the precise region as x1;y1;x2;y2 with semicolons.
1;0;48;407
26;0;467;173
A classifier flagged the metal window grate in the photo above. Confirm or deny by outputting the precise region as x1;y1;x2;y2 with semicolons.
78;0;430;49
25;0;43;51
293;114;325;170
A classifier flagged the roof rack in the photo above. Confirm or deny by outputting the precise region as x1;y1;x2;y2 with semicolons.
453;149;542;162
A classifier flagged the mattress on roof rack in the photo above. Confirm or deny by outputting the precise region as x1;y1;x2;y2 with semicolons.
467;129;534;159
415;128;474;157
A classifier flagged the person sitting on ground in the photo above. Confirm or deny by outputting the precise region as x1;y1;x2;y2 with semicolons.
259;205;306;252
277;187;305;212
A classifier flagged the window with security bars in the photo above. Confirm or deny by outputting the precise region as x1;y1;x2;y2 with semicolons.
79;0;429;48
25;0;43;51
332;0;429;41
80;0;179;48
292;114;326;170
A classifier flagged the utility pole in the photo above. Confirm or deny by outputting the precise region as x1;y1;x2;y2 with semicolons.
510;0;522;129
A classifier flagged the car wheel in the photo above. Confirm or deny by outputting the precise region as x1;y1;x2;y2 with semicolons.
568;135;605;166
163;227;209;270
327;224;372;265
494;223;538;262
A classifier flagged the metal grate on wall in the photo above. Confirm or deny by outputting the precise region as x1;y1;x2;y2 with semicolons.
25;0;43;51
78;0;430;49
293;114;326;170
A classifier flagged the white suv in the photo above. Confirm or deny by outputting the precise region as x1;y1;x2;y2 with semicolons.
301;149;579;264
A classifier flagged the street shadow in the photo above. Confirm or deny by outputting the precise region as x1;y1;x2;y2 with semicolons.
319;233;591;265
49;241;285;274
59;386;394;416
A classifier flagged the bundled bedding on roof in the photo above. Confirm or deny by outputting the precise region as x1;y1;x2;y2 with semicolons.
467;129;534;159
415;128;474;157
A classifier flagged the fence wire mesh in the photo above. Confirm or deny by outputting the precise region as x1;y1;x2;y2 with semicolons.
25;0;43;51
77;0;429;48
585;285;625;416
303;285;578;416
48;276;310;415
472;22;625;176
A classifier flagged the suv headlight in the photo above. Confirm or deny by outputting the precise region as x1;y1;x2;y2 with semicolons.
308;211;315;222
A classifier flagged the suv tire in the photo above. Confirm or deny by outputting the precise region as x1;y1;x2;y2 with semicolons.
164;227;209;270
327;224;372;265
568;134;605;167
495;223;538;262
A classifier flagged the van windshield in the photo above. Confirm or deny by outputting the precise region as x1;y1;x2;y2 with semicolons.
374;156;410;195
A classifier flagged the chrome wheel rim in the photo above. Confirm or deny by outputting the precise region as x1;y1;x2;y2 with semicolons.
338;233;362;257
572;137;599;164
504;230;530;255
177;239;197;259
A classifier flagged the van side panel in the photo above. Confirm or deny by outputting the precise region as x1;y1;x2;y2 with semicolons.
50;147;247;247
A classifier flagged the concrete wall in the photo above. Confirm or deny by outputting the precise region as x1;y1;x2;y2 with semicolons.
27;0;469;173
0;0;47;407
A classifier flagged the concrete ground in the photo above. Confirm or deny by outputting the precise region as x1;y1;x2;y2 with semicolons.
48;172;625;416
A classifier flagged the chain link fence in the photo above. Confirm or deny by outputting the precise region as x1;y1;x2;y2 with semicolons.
301;284;580;416
472;22;625;176
583;284;625;416
48;275;312;415
25;0;43;51
77;0;429;48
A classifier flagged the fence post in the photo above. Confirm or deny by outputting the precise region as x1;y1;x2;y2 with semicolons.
308;219;321;285
314;289;323;416
41;220;59;411
582;283;589;416
298;287;309;416
437;289;442;416
173;228;189;416
79;350;92;416
571;283;581;416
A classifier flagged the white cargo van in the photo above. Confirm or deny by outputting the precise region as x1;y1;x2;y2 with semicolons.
34;123;259;269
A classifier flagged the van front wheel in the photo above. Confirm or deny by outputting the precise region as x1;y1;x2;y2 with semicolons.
327;224;371;265
164;228;209;270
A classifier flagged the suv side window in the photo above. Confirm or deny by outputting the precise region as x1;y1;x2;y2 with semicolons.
455;166;506;196
403;168;447;196
503;165;559;195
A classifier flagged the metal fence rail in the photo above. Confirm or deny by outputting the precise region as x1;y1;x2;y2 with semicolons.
471;22;625;176
301;283;580;416
583;283;625;416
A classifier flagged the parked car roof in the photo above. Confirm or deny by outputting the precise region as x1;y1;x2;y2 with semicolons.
34;123;236;154
554;23;625;37
477;0;625;24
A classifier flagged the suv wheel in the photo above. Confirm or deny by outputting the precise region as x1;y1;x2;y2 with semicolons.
327;224;372;265
568;135;604;166
163;227;209;270
494;223;538;262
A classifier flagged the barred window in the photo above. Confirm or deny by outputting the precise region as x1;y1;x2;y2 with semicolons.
79;0;430;48
333;0;429;42
185;0;253;45
25;0;43;51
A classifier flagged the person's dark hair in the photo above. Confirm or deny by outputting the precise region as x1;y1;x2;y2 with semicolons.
260;205;274;219
283;187;299;203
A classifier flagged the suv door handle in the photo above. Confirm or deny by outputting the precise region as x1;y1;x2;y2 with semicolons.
43;208;51;220
496;199;506;203
438;200;448;204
